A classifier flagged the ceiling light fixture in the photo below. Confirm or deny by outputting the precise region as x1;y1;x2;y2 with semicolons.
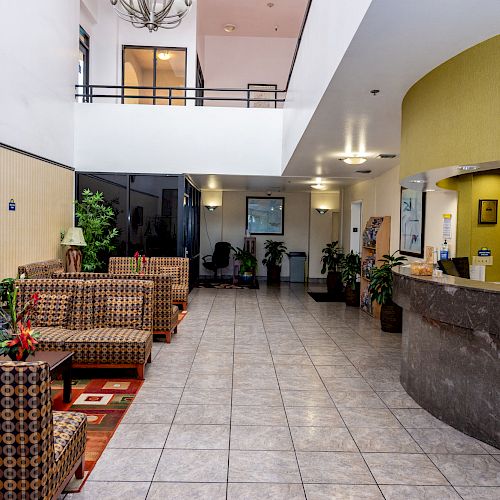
311;178;327;190
316;208;329;215
157;50;172;61
342;157;368;165
355;169;372;174
458;165;479;172
224;23;236;32
110;0;193;32
205;205;218;212
409;180;426;184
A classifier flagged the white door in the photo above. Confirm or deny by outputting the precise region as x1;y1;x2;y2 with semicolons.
350;201;362;253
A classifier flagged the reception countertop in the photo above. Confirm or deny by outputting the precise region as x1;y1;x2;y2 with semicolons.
393;266;499;448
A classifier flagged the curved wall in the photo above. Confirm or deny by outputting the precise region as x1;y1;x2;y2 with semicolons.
400;35;500;180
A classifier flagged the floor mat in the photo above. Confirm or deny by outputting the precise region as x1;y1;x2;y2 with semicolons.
308;291;345;302
52;377;143;492
198;280;259;289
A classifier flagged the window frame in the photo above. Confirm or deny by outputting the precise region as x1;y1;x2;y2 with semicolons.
79;26;90;102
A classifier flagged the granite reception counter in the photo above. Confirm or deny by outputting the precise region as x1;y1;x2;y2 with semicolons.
393;267;500;448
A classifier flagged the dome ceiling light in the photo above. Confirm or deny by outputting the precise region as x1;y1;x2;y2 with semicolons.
157;50;173;61
110;0;193;32
341;157;368;165
224;24;237;32
311;178;327;190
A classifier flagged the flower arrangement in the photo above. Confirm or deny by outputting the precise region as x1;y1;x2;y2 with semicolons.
130;251;147;274
0;281;40;361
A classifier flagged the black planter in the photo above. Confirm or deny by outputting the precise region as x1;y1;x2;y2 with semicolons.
380;303;403;333
326;271;343;295
266;265;281;284
345;282;360;307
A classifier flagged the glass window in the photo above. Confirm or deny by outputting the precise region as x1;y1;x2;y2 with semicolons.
78;27;90;103
123;46;187;105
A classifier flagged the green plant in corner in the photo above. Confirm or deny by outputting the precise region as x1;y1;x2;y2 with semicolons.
75;189;119;272
368;252;407;306
320;241;344;274
341;251;361;290
262;240;287;267
232;247;258;274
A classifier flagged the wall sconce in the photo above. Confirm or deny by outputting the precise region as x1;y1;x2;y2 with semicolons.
315;208;329;215
205;205;218;212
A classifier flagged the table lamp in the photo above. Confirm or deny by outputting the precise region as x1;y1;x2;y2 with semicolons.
61;227;86;272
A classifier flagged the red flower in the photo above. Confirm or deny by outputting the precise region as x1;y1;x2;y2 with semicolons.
32;292;40;305
134;251;139;260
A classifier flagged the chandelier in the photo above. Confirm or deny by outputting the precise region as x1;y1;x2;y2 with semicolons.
110;0;193;32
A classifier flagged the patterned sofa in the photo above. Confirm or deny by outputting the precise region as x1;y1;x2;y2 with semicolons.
17;278;154;378
55;272;180;343
0;361;86;499
18;259;64;278
109;257;190;310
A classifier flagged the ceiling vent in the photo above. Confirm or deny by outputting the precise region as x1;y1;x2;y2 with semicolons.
377;154;397;159
355;169;372;174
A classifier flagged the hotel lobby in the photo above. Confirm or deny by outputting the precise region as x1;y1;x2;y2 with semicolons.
1;1;499;499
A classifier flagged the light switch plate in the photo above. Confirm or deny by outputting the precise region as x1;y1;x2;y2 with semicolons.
472;255;493;266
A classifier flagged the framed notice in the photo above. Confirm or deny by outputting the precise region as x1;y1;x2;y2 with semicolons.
400;188;426;258
247;84;277;109
478;199;498;224
246;197;284;235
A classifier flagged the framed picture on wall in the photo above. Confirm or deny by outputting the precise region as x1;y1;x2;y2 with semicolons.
247;84;278;109
478;199;498;224
246;197;284;235
400;188;426;257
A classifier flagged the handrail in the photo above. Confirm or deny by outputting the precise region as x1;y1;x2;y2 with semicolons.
75;84;286;106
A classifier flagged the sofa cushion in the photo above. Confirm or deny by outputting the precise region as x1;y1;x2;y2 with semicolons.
105;296;143;329
172;284;189;303
53;411;87;462
36;326;77;351
161;266;181;285
34;293;69;327
65;329;153;365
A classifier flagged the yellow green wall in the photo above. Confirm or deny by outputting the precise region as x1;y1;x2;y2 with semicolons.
400;35;500;180
439;171;500;281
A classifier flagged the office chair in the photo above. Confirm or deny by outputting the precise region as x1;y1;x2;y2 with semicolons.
202;242;232;280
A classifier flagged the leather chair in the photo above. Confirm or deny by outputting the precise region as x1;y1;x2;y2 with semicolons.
202;242;232;280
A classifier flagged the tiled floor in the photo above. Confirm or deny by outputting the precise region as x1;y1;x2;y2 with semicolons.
66;284;500;500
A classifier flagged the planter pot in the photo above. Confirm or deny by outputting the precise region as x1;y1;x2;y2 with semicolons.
7;351;30;362
326;271;343;295
345;283;361;307
380;303;403;333
240;272;254;284
266;265;281;284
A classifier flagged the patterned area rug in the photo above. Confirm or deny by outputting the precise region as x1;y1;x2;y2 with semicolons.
198;280;259;290
52;377;143;492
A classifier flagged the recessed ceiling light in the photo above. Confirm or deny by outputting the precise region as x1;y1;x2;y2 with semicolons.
458;165;479;172
224;24;236;32
410;180;426;184
311;178;327;190
342;157;367;165
425;189;436;192
157;51;172;61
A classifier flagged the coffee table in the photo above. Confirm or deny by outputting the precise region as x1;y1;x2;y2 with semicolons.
0;351;74;403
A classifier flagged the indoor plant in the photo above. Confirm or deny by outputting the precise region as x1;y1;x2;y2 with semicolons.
232;247;258;283
262;240;287;284
75;189;119;272
130;251;147;273
0;282;40;361
320;241;345;295
341;251;361;307
368;252;407;332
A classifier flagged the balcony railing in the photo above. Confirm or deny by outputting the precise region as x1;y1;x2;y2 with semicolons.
75;84;286;107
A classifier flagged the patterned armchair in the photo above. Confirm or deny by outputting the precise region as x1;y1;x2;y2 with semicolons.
16;278;154;378
56;272;180;343
109;257;190;310
0;361;86;499
18;259;64;279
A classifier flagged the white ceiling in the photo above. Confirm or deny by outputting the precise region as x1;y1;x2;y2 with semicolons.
282;0;500;182
197;0;309;38
189;174;342;193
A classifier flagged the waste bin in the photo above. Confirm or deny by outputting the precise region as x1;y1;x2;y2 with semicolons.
289;252;307;283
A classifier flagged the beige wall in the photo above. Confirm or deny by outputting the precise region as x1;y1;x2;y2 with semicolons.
342;165;457;260
200;190;340;280
0;147;74;278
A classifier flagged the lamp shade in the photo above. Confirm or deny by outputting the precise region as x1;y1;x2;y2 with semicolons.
61;227;86;247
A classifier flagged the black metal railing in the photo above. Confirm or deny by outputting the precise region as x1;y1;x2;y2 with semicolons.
75;84;286;107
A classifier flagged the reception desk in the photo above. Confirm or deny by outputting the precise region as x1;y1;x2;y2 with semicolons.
393;267;500;448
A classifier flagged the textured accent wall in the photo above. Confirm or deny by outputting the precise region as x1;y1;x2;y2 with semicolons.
400;35;500;180
0;147;74;278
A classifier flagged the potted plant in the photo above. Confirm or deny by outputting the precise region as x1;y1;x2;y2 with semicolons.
320;241;345;295
0;281;40;361
262;240;287;284
341;251;361;307
368;252;407;332
232;247;258;284
75;189;119;272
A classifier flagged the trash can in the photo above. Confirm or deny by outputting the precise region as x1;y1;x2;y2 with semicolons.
289;252;307;283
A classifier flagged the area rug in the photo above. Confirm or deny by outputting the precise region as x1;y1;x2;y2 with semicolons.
308;291;345;302
52;377;143;492
198;280;259;290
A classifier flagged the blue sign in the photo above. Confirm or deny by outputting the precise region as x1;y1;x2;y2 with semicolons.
8;199;15;211
478;248;491;257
